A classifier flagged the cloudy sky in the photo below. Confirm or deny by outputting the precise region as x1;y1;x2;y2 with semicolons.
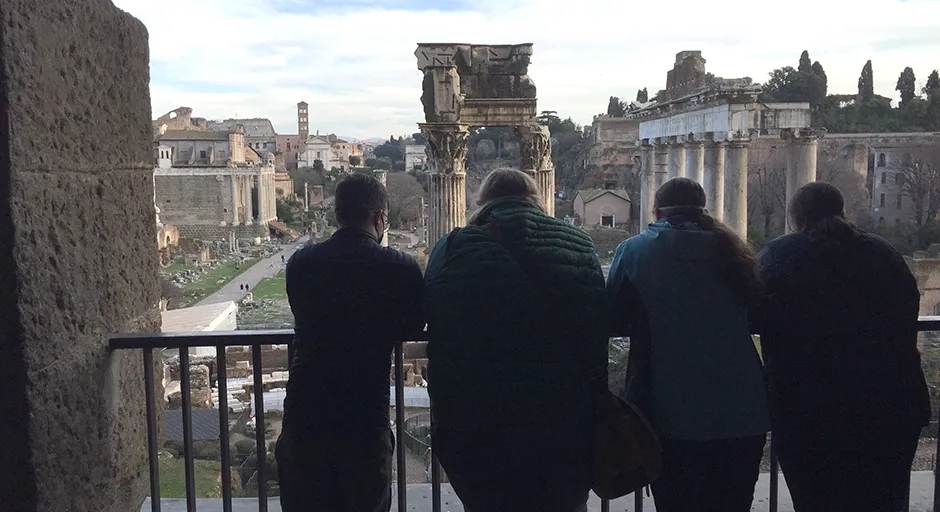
114;0;940;140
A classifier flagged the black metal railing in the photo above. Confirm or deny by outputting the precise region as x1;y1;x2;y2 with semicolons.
111;317;940;512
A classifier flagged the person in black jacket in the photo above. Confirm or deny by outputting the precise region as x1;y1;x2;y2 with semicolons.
757;182;930;512
276;173;424;512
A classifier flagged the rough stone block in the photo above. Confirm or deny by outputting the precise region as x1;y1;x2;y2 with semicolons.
0;1;158;511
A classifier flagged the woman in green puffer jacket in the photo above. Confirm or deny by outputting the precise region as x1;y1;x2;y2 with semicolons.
424;169;609;512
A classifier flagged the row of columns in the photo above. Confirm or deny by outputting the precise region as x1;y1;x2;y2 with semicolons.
420;123;556;244
637;130;822;237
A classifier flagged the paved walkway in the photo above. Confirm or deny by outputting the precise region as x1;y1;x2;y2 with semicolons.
142;471;938;511
196;236;309;307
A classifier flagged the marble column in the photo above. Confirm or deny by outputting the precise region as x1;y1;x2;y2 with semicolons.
639;141;655;230
784;128;823;233
242;175;252;225
703;138;726;221
374;169;389;247
653;141;669;191
684;139;705;184
255;174;265;223
723;139;750;238
517;124;555;215
667;137;686;180
422;124;469;245
229;175;239;225
304;182;309;212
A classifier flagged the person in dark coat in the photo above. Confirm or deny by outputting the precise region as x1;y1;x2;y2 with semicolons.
276;174;424;512
424;169;608;512
608;178;769;512
757;182;930;512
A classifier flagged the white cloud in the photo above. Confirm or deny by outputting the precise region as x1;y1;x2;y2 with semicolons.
115;0;940;139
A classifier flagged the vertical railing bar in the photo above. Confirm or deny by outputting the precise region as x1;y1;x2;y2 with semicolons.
770;434;779;512
902;471;911;512
217;346;233;512
600;497;609;512
395;343;407;512
635;488;644;511
430;422;442;512
934;409;940;512
179;348;196;512
252;344;268;512
143;348;162;512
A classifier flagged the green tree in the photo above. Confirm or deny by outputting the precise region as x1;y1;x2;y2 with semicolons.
636;88;649;103
606;97;625;117
311;159;325;173
923;70;940;97
896;67;917;107
412;132;427;145
537;110;561;125
798;50;812;74
349;155;361;167
858;60;874;102
811;61;828;98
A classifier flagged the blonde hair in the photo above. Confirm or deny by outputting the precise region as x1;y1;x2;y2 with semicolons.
470;168;543;222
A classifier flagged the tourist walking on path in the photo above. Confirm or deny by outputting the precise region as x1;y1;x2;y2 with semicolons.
276;174;424;512
607;177;769;512
424;169;608;512
756;182;930;512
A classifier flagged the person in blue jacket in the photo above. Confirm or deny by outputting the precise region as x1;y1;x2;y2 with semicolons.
608;177;769;512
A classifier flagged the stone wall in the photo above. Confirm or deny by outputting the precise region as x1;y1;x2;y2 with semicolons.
0;1;159;511
156;174;228;225
177;223;268;242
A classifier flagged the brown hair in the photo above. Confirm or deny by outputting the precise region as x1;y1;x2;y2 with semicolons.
655;178;762;303
789;182;859;241
334;173;388;226
469;169;543;224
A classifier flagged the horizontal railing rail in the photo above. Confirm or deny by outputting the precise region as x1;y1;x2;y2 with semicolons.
111;317;940;512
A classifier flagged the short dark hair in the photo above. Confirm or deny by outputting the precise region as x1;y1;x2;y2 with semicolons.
334;173;387;227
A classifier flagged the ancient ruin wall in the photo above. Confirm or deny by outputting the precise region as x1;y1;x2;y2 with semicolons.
0;1;160;510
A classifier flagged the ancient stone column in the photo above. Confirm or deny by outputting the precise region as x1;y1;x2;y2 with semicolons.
639;140;655;230
374;169;389;247
242;175;252;225
684;138;705;185
303;182;309;212
0;2;160;510
422;124;469;245
229;175;239;225
667;137;686;180
784;128;824;233
724;139;750;238
517;124;555;215
653;141;669;191
703;138;726;221
255;174;265;224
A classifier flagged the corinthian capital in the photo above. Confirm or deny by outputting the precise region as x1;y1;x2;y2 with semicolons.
421;124;469;175
516;124;553;171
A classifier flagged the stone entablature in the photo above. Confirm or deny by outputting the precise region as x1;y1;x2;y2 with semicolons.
416;43;554;243
637;102;812;142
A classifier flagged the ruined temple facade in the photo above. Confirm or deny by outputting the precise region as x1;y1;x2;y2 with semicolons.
154;128;277;242
630;51;821;236
417;43;554;244
153;107;209;137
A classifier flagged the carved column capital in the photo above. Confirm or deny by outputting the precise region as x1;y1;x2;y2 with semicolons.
516;124;553;172
420;123;469;175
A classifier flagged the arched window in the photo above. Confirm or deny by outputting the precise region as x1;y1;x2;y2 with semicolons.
878;153;887;167
287;142;291;151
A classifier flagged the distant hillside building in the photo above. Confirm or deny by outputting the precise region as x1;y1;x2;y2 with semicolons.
154;126;277;242
298;133;361;171
573;189;632;229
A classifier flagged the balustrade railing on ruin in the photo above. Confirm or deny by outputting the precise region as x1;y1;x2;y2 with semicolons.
110;318;940;512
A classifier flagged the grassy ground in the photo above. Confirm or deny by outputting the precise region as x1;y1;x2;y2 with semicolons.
158;457;223;498
251;271;287;301
170;259;259;308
